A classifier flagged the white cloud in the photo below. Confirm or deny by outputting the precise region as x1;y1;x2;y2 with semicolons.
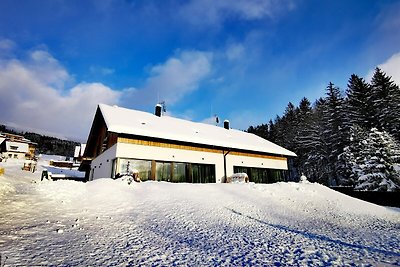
28;50;70;89
377;52;400;84
0;50;120;140
179;0;294;26
0;47;212;140
366;52;400;85
121;50;212;108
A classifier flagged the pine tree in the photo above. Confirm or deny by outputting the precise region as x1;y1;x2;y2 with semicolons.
354;128;400;192
323;82;347;185
299;98;330;184
267;119;275;141
369;68;400;140
282;102;298;150
345;74;371;129
337;125;366;186
293;97;313;175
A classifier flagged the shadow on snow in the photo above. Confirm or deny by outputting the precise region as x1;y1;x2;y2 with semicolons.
226;208;400;258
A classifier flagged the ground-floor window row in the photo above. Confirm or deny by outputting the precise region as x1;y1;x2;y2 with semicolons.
112;158;287;184
233;166;286;184
114;158;216;183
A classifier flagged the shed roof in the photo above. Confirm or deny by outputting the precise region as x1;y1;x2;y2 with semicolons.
98;104;296;157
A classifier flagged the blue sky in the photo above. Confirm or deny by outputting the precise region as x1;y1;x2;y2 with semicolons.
0;0;399;141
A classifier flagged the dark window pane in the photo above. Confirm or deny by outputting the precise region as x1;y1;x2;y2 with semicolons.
156;162;171;181
233;166;285;184
191;163;215;183
172;163;187;183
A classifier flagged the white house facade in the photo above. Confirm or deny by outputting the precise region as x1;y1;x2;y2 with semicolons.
0;134;32;160
81;104;296;183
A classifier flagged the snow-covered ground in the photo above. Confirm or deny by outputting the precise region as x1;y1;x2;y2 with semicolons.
0;160;399;266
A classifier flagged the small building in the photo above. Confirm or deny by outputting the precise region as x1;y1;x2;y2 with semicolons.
81;104;296;183
0;133;37;160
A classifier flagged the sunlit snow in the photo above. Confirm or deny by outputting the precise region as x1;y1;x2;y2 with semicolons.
0;159;399;266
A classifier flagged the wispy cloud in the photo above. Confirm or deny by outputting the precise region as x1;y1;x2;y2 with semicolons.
179;0;294;27
225;43;245;61
0;39;15;51
121;50;212;108
89;65;115;76
0;39;16;58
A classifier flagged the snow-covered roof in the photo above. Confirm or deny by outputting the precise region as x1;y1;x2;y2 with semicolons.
98;104;296;157
0;137;5;145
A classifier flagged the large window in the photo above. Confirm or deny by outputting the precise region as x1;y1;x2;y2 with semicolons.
116;158;215;183
118;159;152;181
191;163;215;183
233;166;285;183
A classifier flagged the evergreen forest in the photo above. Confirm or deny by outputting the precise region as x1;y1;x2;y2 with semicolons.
248;68;400;191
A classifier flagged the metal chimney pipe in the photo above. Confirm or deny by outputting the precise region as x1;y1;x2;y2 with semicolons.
155;104;162;117
224;120;230;130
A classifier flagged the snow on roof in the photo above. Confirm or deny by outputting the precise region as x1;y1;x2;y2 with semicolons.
98;104;296;157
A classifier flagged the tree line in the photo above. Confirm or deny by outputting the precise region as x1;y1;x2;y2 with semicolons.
248;68;400;191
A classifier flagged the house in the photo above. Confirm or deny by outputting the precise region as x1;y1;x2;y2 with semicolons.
81;104;296;183
0;132;37;160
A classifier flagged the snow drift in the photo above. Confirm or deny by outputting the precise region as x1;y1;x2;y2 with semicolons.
0;160;399;266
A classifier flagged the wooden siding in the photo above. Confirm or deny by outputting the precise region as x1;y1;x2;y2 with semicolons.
107;132;118;148
84;107;109;158
117;137;287;161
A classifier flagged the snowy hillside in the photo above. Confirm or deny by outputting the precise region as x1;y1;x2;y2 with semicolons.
0;160;399;266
